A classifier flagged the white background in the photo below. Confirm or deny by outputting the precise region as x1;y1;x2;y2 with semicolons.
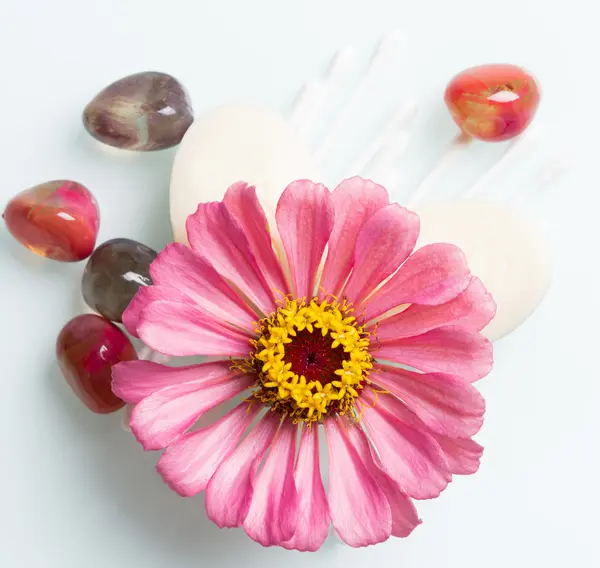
0;1;597;566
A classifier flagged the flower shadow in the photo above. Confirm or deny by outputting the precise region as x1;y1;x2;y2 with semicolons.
48;358;337;564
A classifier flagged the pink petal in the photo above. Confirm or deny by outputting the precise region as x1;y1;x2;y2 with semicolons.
112;360;233;404
122;285;193;338
130;373;254;451
435;435;484;475
282;425;330;552
345;419;421;538
156;401;261;497
343;204;419;306
374;277;496;339
363;243;471;322
325;416;392;547
320;177;389;296
372;364;485;438
223;182;290;296
375;325;493;383
374;463;422;538
137;301;251;357
244;420;298;546
359;387;451;500
205;411;280;528
186;200;276;315
275;180;334;298
150;242;257;330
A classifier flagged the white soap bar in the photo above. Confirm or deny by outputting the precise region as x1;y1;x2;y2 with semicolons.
170;103;320;243
414;200;553;341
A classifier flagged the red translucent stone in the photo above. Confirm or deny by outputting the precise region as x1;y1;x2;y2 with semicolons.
2;180;99;261
444;64;540;142
56;314;136;413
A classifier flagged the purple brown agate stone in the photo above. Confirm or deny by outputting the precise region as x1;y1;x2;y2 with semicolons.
82;238;157;323
82;71;194;151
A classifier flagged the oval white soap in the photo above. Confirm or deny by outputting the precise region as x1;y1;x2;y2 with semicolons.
414;200;553;341
170;103;320;243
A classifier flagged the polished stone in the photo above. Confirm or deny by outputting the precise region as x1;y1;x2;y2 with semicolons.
2;180;99;261
56;314;136;413
82;71;193;151
444;64;540;142
82;238;157;322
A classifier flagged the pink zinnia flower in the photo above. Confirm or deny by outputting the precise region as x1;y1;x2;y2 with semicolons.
113;177;495;550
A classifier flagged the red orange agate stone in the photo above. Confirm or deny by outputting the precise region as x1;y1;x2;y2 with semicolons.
56;314;136;413
2;180;99;261
444;64;540;142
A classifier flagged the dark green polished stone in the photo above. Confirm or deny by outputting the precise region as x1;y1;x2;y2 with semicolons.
82;238;157;322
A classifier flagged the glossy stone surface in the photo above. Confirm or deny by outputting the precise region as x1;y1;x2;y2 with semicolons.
56;314;136;413
2;180;99;261
445;64;540;142
82;238;157;322
83;71;193;151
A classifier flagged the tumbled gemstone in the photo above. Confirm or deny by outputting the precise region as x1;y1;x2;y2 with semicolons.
2;180;99;261
82;71;194;151
82;238;157;323
444;64;540;142
56;314;136;413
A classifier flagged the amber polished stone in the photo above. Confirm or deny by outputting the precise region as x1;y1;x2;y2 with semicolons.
444;64;540;142
82;238;157;322
83;71;194;151
56;314;136;413
2;180;99;261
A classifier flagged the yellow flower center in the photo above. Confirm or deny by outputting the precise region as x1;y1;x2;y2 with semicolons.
241;296;373;424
